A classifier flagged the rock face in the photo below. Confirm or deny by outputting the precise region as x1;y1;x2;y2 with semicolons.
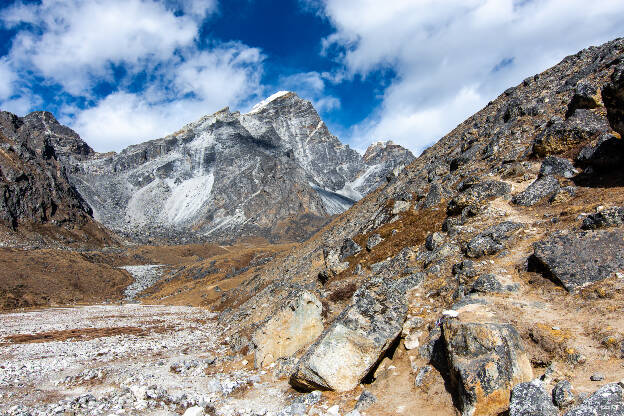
530;230;624;291
252;290;323;368
509;380;558;416
290;275;420;392
62;92;413;243
442;319;533;416
563;383;624;416
0;111;94;230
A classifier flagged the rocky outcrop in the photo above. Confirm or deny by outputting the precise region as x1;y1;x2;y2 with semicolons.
509;380;559;416
290;275;421;391
563;383;624;416
0;111;94;230
443;319;533;416
61;93;413;243
530;229;624;291
252;290;323;368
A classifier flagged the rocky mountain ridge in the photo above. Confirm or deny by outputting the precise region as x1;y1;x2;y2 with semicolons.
63;91;413;243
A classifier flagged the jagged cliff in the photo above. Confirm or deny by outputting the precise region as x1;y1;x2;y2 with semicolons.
66;92;414;243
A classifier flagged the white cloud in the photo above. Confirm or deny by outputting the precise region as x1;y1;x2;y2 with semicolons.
312;0;624;154
2;0;212;96
0;0;266;152
69;44;264;152
0;58;16;100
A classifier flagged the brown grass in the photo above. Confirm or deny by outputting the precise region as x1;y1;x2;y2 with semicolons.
2;326;148;344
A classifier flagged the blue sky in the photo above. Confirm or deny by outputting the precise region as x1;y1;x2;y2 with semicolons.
1;0;623;154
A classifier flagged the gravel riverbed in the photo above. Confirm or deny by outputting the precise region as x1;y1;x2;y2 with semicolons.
0;305;335;416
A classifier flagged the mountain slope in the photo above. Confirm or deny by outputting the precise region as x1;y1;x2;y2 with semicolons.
191;38;624;415
67;92;414;243
0;111;115;247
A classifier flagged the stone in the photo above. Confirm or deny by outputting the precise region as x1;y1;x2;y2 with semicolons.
183;407;205;416
509;380;558;416
539;156;577;178
447;180;511;215
355;390;376;411
566;81;601;117
582;206;624;230
425;232;445;251
414;365;432;387
470;274;517;294
391;200;411;214
553;380;576;408
603;62;624;137
576;133;624;170
290;276;414;391
563;383;624;416
442;319;533;416
512;175;560;206
366;234;383;250
340;238;362;261
465;222;522;258
530;229;624;292
533;110;610;157
591;373;605;381
253;290;323;368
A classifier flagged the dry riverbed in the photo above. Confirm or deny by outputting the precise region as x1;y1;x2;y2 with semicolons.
0;304;342;416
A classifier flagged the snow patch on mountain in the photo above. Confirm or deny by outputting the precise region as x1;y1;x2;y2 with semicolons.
248;91;292;114
164;172;214;224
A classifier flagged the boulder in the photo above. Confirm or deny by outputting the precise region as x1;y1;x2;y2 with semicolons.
426;231;445;251
290;275;420;391
447;180;511;215
512;175;560;206
530;229;624;292
366;234;383;250
563;383;624;416
509;380;558;416
340;238;362;260
465;222;522;258
253;290;323;368
566;81;601;118
582;206;624;230
470;274;518;294
539;156;577;178
553;380;576;408
533;111;610;157
442;319;533;416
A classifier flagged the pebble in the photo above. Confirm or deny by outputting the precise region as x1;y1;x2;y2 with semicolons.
590;373;605;381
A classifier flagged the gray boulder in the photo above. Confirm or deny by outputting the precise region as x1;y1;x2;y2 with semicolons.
465;221;522;258
470;274;517;294
447;180;511;215
539;156;577;178
512;175;560;206
553;380;576;408
509;380;558;416
582;207;624;230
530;230;624;292
443;319;533;416
290;275;420;391
563;383;624;416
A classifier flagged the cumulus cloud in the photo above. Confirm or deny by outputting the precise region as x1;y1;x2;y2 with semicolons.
68;44;264;151
0;58;16;100
2;0;212;95
311;0;624;153
0;0;266;152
